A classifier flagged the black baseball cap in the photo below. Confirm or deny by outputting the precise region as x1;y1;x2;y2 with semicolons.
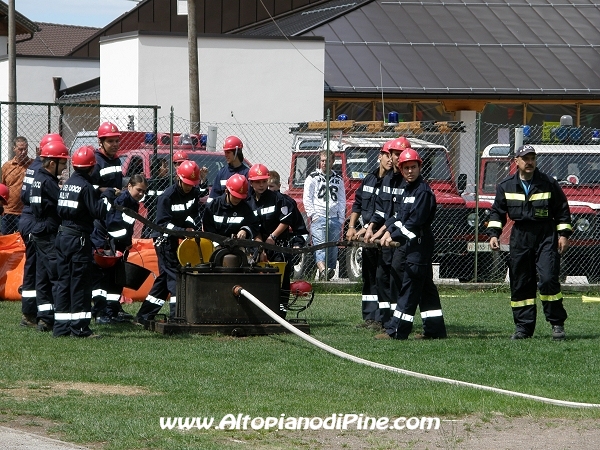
516;144;536;158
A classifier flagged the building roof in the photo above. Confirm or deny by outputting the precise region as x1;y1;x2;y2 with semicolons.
0;1;39;35
236;0;600;99
16;22;100;57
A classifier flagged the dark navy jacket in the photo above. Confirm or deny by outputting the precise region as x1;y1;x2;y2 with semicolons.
352;167;389;227
152;183;201;241
30;167;61;236
94;190;140;251
18;156;43;236
384;175;436;264
203;194;259;239
487;168;572;239
57;171;115;235
248;189;296;242
371;170;405;228
207;163;250;202
91;149;123;190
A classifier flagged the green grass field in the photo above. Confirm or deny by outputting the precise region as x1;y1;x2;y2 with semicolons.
1;287;600;449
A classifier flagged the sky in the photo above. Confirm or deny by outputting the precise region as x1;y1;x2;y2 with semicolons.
14;0;141;28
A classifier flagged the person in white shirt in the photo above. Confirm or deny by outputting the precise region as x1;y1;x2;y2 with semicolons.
302;150;346;280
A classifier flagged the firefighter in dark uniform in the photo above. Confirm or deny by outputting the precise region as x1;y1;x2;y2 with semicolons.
54;146;116;338
376;148;447;340
347;141;393;329
30;141;69;331
488;144;572;340
135;161;202;325
18;134;62;327
207;135;250;204
90;121;123;323
247;164;299;318
365;137;412;330
203;174;259;239
93;175;148;323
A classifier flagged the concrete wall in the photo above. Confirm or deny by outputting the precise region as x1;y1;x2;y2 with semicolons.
0;57;99;102
100;32;325;184
0;57;99;162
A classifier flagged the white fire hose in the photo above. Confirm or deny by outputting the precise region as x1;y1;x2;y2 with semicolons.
233;285;600;409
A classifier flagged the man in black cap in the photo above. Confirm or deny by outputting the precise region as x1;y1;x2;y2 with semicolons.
487;144;572;340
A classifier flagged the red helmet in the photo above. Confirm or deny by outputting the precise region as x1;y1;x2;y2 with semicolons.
248;164;269;181
40;141;70;159
93;249;123;269
177;160;200;186
398;148;422;166
72;146;97;168
97;122;121;139
381;140;393;154
223;135;243;153
173;150;189;163
388;136;411;152
225;174;248;199
39;133;63;150
290;280;312;296
0;183;9;204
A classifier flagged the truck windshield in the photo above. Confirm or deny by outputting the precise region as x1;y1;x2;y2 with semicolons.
419;148;452;181
346;147;380;179
291;154;342;188
537;154;600;184
483;160;511;193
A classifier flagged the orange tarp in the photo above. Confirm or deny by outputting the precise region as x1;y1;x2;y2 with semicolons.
0;235;159;301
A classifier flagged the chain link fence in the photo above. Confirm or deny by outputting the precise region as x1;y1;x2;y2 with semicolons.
2;102;599;286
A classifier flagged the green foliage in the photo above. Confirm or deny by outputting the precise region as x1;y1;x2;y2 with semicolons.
1;288;599;449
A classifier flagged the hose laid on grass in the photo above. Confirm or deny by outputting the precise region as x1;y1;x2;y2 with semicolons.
233;285;600;409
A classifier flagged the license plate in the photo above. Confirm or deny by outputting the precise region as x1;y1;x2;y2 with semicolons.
467;242;491;252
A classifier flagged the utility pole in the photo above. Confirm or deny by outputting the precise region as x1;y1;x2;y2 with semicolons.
187;0;200;134
8;0;17;156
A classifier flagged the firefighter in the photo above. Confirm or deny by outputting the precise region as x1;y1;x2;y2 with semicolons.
203;174;259;239
17;133;63;327
376;148;447;340
247;163;301;317
54;146;116;338
135;161;202;325
364;137;412;330
347;139;393;329
30;141;69;332
207;136;250;203
92;121;122;192
488;144;572;340
90;122;123;322
93;174;148;323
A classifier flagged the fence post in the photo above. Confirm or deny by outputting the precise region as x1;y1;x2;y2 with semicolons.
169;106;174;187
324;109;331;279
153;106;158;156
474;113;482;282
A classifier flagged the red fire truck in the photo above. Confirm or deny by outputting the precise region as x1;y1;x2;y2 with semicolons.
440;121;600;283
286;119;468;280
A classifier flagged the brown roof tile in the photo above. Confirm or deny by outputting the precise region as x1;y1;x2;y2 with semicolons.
16;22;100;57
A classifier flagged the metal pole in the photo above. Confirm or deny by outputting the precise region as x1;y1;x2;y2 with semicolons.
170;106;174;186
187;0;200;134
325;109;331;280
153;106;158;156
8;0;17;155
474;113;482;282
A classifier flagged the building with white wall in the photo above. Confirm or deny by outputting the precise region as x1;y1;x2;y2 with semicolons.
99;31;325;178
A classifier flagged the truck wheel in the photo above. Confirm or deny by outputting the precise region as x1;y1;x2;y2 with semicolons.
345;246;362;281
292;252;316;280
